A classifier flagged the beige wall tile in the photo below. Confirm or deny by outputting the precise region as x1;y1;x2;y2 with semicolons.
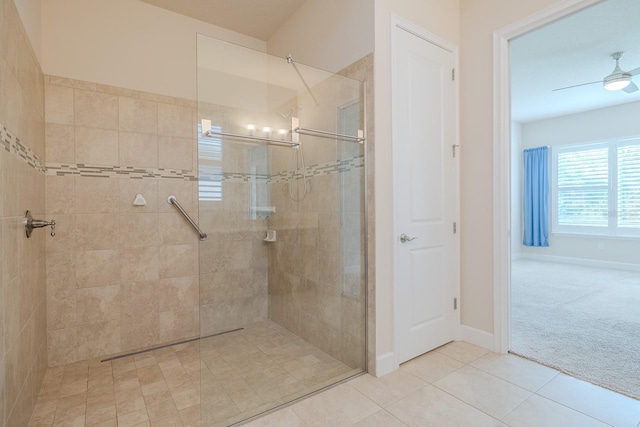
158;104;192;138
76;285;121;324
75;177;119;214
118;213;159;248
46;214;76;254
159;276;199;311
159;308;198;342
120;247;159;283
76;250;120;288
77;320;121;360
118;179;158;213
158;213;198;246
119;132;158;168
158;136;193;171
75;90;119;130
45;123;75;163
46;175;75;215
158;244;197;279
46;251;77;293
75;127;119;166
45;84;74;125
47;289;76;330
1;153;19;217
121;282;160;349
48;328;78;366
2;217;20;284
76;214;119;251
119;97;158;134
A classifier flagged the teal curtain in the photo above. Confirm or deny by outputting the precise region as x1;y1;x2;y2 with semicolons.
523;147;549;247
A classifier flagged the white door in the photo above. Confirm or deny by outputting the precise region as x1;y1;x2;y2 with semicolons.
392;22;458;364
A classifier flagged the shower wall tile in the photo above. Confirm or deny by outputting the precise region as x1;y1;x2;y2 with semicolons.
119;97;158;133
159;244;198;279
267;54;373;372
75;213;119;251
74;177;120;214
158;103;193;138
45;84;74;126
1;1;48;424
118;213;159;248
75;126;119;165
45;123;74;163
75;249;120;288
119;132;158;168
74;89;119;130
158;135;192;170
45;175;75;214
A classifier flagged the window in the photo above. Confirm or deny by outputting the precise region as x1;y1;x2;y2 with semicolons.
198;124;222;202
552;138;640;237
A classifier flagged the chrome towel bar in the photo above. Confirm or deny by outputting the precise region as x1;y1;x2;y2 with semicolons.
167;195;207;241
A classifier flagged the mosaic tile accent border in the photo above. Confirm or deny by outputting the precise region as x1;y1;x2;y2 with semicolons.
44;155;364;183
1;123;46;173
271;155;364;183
45;163;199;181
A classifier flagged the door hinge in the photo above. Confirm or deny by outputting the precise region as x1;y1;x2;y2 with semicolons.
452;68;456;81
454;297;458;310
452;144;459;158
453;222;457;234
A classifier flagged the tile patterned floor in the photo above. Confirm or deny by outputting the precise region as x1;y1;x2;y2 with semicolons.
28;321;360;427
29;336;640;427
246;341;640;427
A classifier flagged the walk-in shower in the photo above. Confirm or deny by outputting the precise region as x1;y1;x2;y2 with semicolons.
196;36;367;425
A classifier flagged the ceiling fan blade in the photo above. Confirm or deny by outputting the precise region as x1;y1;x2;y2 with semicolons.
552;81;601;92
628;67;640;76
623;81;639;93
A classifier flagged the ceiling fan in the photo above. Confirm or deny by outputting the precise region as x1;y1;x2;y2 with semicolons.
553;52;640;93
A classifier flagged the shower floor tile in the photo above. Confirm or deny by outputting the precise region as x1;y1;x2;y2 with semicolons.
29;320;362;426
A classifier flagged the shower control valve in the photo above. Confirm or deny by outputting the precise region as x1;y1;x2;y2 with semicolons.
24;211;56;238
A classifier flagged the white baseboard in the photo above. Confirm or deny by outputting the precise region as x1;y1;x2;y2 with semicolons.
459;325;495;352
519;253;640;272
374;352;396;377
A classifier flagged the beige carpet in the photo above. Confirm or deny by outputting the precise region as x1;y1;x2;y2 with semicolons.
511;259;640;400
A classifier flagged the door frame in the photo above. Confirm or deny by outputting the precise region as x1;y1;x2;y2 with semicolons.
492;0;603;353
391;14;460;369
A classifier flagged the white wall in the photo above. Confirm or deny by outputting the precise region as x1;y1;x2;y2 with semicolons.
373;0;460;374
267;0;374;73
459;0;570;334
13;0;42;63
40;0;266;100
519;101;640;266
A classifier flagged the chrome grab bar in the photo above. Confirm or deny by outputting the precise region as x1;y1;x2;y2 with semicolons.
166;195;207;241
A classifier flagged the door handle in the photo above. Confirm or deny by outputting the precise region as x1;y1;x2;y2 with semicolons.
400;233;417;243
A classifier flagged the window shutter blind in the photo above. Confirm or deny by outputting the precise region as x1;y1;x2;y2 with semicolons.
198;125;223;202
557;147;608;227
618;143;640;229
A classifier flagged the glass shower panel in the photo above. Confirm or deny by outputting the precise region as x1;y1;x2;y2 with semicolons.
197;35;366;426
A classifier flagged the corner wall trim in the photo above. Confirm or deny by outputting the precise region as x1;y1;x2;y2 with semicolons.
459;325;495;352
374;352;396;377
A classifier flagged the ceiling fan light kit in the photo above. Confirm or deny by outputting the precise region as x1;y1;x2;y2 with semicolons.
553;51;640;94
603;52;632;91
603;72;631;91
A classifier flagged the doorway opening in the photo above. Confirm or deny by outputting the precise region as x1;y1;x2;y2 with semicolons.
508;0;640;399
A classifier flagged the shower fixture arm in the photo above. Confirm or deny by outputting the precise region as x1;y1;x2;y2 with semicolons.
286;54;320;106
